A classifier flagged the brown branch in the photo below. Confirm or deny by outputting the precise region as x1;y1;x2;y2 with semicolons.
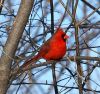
78;6;100;25
0;0;5;13
73;0;83;92
67;46;100;51
67;56;100;61
74;25;83;94
11;56;100;81
0;0;34;94
82;63;98;88
11;82;100;93
81;0;100;15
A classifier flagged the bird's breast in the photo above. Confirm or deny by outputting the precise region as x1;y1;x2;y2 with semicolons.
43;41;66;60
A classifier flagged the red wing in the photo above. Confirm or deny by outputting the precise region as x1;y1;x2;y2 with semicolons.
37;39;51;57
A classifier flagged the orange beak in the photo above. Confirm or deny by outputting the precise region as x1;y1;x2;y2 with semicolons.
64;35;69;39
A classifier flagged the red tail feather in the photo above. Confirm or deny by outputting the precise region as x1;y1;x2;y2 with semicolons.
22;55;40;69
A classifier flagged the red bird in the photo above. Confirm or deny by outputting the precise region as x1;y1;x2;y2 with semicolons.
22;28;69;69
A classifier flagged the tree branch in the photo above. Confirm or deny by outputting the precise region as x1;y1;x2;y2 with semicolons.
0;0;33;94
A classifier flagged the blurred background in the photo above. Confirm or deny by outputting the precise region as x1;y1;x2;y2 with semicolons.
0;0;100;94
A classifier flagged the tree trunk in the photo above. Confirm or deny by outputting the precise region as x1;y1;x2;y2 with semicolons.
0;0;34;94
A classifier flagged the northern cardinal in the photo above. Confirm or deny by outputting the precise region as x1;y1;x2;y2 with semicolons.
22;28;69;69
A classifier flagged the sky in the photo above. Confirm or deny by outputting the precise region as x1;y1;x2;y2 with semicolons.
0;0;100;94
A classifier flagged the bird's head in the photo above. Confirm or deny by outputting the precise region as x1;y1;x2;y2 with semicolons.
56;28;69;41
